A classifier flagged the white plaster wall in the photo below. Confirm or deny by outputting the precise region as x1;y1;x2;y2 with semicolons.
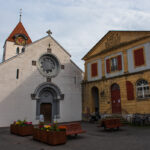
0;35;82;127
87;59;102;81
127;42;150;73
4;41;24;60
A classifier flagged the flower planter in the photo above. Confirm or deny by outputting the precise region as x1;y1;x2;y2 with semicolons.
33;128;46;142
10;124;19;134
10;124;33;136
33;129;66;145
33;128;40;141
47;131;66;145
101;118;121;130
40;130;48;143
18;125;33;136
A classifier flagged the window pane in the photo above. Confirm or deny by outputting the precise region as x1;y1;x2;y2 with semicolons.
137;80;150;99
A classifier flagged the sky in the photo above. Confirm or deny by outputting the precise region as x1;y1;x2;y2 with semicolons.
0;0;150;70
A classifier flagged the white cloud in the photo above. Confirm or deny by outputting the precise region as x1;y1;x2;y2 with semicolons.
0;0;150;70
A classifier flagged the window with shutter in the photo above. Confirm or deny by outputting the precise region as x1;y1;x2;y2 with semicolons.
134;48;145;67
117;55;122;70
106;55;122;73
126;81;134;100
91;63;98;77
106;59;110;73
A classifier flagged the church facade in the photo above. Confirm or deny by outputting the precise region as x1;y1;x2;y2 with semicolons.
0;21;83;127
82;31;150;119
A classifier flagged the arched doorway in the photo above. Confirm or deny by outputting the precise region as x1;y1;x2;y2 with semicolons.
92;86;100;115
34;82;62;122
111;83;121;114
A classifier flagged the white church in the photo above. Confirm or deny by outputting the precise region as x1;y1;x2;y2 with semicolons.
0;20;83;127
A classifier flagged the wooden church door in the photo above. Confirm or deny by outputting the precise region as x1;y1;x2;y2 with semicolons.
111;84;121;114
40;103;52;122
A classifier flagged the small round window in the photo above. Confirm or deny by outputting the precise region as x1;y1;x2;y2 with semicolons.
37;53;60;78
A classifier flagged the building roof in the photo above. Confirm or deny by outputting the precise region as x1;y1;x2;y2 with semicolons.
82;30;150;60
6;21;32;44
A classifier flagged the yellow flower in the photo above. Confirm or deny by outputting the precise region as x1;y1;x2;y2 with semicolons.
16;122;20;125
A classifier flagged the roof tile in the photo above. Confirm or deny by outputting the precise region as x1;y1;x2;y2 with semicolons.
7;21;32;44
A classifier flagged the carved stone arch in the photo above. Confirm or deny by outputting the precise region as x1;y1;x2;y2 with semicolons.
34;82;63;122
34;82;62;100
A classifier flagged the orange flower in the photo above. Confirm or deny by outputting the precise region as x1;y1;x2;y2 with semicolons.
58;125;67;129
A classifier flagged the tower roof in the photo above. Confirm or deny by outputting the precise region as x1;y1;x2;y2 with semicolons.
6;21;32;44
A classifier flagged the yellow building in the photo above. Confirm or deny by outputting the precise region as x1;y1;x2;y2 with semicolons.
82;31;150;119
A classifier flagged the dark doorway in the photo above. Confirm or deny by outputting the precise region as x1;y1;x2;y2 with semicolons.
40;103;52;122
92;87;100;114
111;83;121;114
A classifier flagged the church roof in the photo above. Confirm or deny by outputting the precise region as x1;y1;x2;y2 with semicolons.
6;21;32;44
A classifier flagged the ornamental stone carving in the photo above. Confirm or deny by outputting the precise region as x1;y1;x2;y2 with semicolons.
105;33;121;49
37;53;60;78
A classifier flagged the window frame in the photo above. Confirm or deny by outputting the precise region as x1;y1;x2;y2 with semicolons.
136;79;150;100
133;47;146;68
110;56;118;72
91;62;98;77
16;47;19;54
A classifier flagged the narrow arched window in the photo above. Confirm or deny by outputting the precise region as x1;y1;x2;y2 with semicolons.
16;69;19;79
22;47;25;53
16;47;19;54
136;79;150;99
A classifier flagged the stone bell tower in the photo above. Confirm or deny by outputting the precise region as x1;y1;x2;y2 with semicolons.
3;10;32;61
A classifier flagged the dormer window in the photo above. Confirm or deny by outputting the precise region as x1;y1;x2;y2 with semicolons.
16;47;19;54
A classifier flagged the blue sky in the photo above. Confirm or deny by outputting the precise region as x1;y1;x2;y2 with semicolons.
0;0;150;70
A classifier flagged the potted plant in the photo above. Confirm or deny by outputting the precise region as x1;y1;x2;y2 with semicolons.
10;120;33;136
33;123;67;145
47;124;67;145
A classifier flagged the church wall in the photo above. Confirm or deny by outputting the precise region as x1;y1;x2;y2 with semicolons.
0;36;82;127
4;41;23;61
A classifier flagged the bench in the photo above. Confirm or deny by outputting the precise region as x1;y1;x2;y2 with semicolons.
64;122;86;136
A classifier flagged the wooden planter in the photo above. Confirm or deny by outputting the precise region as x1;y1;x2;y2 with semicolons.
10;124;19;134
33;128;40;141
10;124;33;136
33;129;66;145
18;125;33;136
40;130;48;143
47;131;66;145
101;118;121;130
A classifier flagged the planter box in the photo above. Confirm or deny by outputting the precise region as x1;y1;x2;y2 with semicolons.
33;128;40;141
40;130;48;143
33;129;66;145
18;125;33;136
101;118;121;130
10;124;19;134
47;131;66;145
10;124;33;136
